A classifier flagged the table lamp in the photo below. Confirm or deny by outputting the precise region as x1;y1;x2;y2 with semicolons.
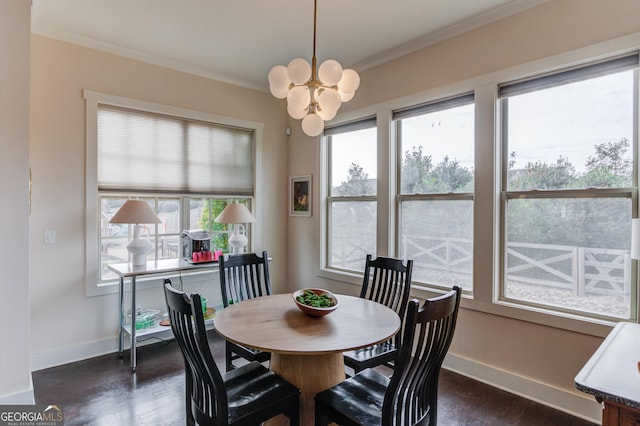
109;200;162;266
214;202;256;255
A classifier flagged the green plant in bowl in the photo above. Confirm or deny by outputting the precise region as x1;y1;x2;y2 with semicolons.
296;290;335;308
292;288;339;317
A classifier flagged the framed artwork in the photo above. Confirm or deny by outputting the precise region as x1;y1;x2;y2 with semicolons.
290;175;312;217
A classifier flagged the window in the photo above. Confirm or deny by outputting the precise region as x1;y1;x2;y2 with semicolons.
100;196;180;281
186;197;253;258
325;118;377;272
321;41;640;332
499;55;638;320
99;195;251;282
85;91;262;294
394;94;475;291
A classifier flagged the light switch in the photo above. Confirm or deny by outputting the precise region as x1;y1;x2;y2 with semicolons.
44;229;56;244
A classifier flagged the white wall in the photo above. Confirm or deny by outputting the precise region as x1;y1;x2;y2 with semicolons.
0;1;33;403
286;0;640;422
28;35;289;370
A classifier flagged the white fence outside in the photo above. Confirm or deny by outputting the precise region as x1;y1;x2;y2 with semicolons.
505;242;630;298
332;234;631;299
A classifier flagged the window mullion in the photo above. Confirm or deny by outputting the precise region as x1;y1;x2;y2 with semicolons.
327;195;377;202
398;193;474;202
504;188;633;199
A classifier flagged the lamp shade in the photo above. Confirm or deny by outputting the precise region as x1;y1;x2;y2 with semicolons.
632;219;640;259
215;202;256;224
301;113;324;137
109;200;161;224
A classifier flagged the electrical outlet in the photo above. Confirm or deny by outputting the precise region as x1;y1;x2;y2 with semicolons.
44;229;56;244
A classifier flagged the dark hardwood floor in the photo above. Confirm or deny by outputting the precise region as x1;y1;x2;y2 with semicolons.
32;331;595;425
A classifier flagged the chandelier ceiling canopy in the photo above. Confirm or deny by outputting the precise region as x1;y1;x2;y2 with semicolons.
268;0;360;137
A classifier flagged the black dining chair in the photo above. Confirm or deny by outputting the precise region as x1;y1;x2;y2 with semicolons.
315;286;462;426
343;254;413;375
163;279;300;426
219;251;272;371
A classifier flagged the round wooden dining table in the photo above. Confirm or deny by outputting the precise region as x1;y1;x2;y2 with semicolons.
214;292;401;426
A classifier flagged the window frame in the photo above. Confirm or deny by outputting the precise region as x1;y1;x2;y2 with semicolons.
323;118;379;275
394;94;476;293
84;90;264;296
497;56;639;322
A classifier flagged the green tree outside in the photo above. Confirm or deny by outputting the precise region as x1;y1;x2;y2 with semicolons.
335;138;631;251
334;163;375;196
400;146;473;194
507;138;631;249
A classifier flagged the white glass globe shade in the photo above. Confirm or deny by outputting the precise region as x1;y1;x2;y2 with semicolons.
338;69;360;94
317;89;342;114
287;58;312;84
269;65;290;87
301;113;325;137
316;107;337;121
270;84;290;99
339;90;355;102
318;60;343;86
287;103;309;120
287;86;311;110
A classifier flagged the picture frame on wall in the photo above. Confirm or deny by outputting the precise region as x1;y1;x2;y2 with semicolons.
290;175;312;217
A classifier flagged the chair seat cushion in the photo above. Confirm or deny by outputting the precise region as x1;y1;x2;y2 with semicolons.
223;361;299;424
315;368;389;425
343;341;396;370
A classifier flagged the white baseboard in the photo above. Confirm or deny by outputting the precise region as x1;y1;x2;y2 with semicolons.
0;377;34;404
443;353;602;424
31;330;174;372
31;338;118;372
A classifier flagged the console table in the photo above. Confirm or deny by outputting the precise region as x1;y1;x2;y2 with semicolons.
108;259;219;372
575;322;640;425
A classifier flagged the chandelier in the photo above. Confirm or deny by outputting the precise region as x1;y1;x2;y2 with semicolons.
268;0;360;137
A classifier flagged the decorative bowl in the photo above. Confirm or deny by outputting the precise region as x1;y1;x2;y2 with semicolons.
292;288;339;317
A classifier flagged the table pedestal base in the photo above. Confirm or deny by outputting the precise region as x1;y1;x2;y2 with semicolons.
267;352;345;426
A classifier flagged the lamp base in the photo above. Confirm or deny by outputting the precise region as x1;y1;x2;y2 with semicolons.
130;253;148;266
127;225;153;266
228;232;248;255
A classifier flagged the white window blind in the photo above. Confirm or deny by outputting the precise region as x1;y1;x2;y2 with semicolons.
98;105;254;195
498;53;639;98
324;116;377;135
392;92;474;120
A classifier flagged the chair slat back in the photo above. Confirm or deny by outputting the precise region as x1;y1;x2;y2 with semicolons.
164;280;228;425
361;255;413;315
361;254;413;349
383;286;462;426
219;251;271;307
